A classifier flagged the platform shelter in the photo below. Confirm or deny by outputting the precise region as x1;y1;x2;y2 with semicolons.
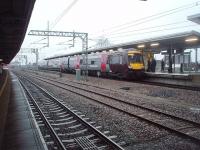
84;30;200;74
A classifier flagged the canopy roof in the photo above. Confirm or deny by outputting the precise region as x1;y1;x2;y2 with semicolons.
0;0;36;64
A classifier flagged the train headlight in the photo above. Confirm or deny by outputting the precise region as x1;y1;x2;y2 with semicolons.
128;66;132;69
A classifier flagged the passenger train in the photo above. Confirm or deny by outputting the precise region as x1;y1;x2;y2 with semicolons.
39;49;145;79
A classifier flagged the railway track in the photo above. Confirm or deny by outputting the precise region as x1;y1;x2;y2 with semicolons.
18;72;200;145
23;71;200;118
18;75;125;150
29;70;200;91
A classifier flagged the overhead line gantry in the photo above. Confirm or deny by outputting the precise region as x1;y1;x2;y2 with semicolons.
28;30;89;80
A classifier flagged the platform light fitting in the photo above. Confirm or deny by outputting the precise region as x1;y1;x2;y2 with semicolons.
150;43;159;47
185;37;198;42
137;44;145;48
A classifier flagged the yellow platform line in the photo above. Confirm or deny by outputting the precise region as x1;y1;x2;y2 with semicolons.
0;71;8;97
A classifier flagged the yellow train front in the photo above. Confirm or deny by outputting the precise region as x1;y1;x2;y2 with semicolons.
127;50;145;79
108;49;145;80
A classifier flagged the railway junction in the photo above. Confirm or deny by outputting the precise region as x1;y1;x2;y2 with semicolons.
1;0;200;150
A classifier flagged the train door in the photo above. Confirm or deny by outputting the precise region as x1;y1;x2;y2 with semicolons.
68;57;75;72
119;55;125;74
109;54;119;74
75;55;80;69
100;53;107;72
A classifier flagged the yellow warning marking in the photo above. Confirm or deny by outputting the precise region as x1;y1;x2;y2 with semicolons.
0;71;8;97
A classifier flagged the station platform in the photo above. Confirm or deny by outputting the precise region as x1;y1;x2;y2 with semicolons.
0;70;47;150
145;72;200;88
145;72;191;80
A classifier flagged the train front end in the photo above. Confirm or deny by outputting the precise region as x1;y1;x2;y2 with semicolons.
127;50;145;79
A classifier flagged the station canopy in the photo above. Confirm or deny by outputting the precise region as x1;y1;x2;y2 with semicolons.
46;30;200;60
0;0;36;64
188;13;200;25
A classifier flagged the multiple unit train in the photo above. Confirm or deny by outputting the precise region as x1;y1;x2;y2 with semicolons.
39;49;145;79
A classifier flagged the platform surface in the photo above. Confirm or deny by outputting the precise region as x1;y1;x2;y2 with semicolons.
145;72;191;80
1;72;47;150
145;72;200;87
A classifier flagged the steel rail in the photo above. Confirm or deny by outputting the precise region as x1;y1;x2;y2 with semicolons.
18;75;125;150
27;73;200;126
19;78;67;150
21;73;200;145
29;70;200;91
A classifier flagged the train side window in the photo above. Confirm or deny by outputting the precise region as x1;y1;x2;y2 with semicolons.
91;61;95;65
110;56;114;64
80;59;83;64
111;55;119;64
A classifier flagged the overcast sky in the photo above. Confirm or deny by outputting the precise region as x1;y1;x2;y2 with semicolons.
18;0;200;63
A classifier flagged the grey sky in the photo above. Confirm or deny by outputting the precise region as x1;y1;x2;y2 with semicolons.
19;0;200;63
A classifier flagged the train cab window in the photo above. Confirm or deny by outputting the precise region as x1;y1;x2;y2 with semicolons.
128;54;143;63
